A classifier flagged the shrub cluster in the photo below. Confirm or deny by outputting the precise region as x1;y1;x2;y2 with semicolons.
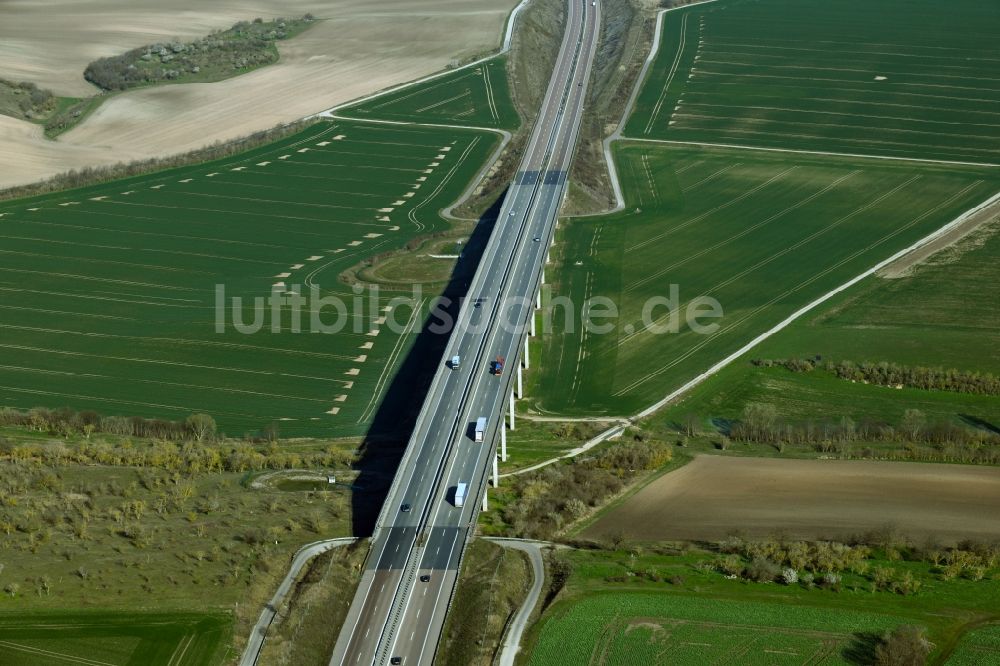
0;78;55;119
875;626;932;666
83;16;314;91
717;537;871;578
709;536;998;594
500;435;673;539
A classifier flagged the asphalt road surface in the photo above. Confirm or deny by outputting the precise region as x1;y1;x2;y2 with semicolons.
489;539;548;666
329;2;600;664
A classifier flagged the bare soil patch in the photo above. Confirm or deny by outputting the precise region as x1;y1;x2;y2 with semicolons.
583;455;1000;544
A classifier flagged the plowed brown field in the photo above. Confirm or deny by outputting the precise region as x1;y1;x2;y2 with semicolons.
584;455;1000;544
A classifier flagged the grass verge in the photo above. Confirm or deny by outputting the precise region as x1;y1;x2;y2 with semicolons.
437;539;531;666
255;541;367;665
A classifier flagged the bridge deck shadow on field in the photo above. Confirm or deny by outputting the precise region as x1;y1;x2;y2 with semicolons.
349;192;506;537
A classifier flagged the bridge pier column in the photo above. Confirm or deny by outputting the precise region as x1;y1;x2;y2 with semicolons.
493;454;499;488
482;487;488;512
541;267;546;284
524;336;530;368
517;364;523;398
501;420;507;462
536;290;542;310
509;390;516;430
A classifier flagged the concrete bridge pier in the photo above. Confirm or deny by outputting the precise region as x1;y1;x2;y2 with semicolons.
500;419;507;461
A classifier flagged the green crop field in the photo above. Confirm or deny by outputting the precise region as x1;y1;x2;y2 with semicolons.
530;143;1000;416
752;221;1000;375
651;216;1000;431
528;592;896;666
339;56;519;130
948;625;1000;665
0;118;500;437
626;0;1000;163
0;612;228;665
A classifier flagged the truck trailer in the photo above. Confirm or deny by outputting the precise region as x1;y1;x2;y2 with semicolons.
474;417;487;443
454;482;468;508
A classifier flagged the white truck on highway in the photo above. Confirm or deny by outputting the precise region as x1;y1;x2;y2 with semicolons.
474;417;487;443
454;482;468;508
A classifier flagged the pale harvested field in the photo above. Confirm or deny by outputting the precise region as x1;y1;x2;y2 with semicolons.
0;0;516;189
0;0;326;96
584;455;1000;544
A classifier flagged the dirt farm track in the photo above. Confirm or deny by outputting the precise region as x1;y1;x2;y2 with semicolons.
583;455;1000;544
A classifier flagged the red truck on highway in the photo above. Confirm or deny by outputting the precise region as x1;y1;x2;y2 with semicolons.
490;356;505;376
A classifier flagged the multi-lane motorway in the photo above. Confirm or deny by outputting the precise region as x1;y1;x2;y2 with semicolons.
330;1;600;663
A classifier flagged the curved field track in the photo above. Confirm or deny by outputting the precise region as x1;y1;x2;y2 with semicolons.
583;455;1000;544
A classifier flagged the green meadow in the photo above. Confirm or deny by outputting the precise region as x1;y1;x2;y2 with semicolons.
529;593;894;666
525;548;1000;666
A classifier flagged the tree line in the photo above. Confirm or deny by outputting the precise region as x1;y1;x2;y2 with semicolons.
0;405;355;473
727;402;999;463
753;357;1000;396
1;405;220;441
0;435;354;475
